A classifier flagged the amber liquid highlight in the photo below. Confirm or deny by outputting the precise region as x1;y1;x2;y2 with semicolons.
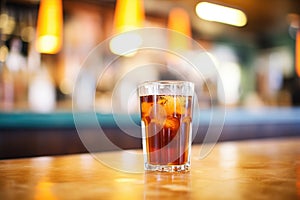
140;95;193;165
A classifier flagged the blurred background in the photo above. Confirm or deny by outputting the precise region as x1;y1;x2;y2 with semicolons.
0;0;299;112
0;0;300;158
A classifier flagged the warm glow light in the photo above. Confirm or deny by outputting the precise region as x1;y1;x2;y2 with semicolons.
109;32;142;56
35;181;57;200
110;0;145;56
28;68;56;112
297;165;300;198
296;30;300;77
218;62;241;105
195;2;247;27
36;0;63;54
168;7;191;51
37;36;61;53
168;8;191;37
113;0;145;33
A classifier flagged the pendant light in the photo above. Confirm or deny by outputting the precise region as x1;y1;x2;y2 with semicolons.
296;30;300;77
36;0;63;54
167;7;191;51
110;0;145;56
113;0;145;34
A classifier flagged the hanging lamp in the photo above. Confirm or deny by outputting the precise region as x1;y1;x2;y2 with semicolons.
167;7;192;51
110;0;145;56
36;0;63;54
296;30;300;77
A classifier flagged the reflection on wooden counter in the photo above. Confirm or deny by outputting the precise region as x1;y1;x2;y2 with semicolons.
0;137;299;199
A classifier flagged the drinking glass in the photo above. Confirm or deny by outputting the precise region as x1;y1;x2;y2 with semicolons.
138;80;194;172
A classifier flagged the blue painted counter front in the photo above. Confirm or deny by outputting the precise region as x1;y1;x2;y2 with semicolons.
0;107;300;159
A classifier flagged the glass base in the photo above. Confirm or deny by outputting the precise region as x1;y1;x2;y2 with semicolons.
145;163;190;172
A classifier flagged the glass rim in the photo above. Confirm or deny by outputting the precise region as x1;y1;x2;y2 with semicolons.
138;80;194;88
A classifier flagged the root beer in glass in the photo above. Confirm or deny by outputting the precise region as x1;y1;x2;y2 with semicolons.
138;81;194;172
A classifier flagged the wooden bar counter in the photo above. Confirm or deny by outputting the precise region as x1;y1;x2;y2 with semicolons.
1;137;300;199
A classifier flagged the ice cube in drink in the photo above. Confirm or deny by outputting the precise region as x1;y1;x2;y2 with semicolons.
140;94;193;166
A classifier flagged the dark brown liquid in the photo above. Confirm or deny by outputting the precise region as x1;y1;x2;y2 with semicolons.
140;95;193;165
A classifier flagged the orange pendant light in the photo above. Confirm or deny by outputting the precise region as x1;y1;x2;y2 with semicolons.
110;0;145;56
296;30;300;77
36;0;63;54
113;0;145;33
167;7;191;51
